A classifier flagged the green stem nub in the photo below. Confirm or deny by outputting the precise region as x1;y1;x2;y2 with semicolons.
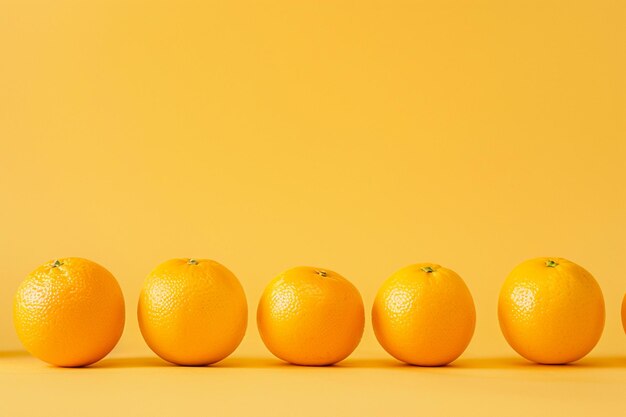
51;260;63;268
316;270;328;277
545;259;559;268
188;259;199;265
421;266;435;273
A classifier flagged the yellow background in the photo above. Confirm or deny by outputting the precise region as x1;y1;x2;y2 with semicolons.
1;1;625;416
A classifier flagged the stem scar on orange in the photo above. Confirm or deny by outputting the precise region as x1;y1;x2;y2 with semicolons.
13;257;125;367
498;257;605;364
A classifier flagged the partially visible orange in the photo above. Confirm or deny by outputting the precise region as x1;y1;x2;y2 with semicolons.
138;258;247;366
498;257;605;364
13;257;125;367
372;263;476;366
622;293;626;334
257;266;364;366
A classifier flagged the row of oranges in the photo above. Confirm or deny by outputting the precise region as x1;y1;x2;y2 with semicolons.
12;257;625;368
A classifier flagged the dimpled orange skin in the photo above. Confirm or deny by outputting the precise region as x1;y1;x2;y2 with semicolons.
257;266;365;366
138;258;247;366
498;257;605;364
372;263;476;366
13;258;125;367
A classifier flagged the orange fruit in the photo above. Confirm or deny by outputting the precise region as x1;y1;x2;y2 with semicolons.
372;263;476;366
498;257;605;364
257;266;364;366
138;258;247;366
622;293;626;334
13;258;125;367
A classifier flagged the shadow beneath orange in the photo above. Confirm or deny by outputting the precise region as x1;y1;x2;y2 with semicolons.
89;356;405;369
217;357;409;369
91;356;290;369
0;350;30;358
90;357;175;369
449;357;537;369
334;358;406;369
209;357;290;369
567;356;626;368
21;354;625;370
450;356;626;369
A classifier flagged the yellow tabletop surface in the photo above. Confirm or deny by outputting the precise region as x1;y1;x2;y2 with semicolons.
2;348;626;417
